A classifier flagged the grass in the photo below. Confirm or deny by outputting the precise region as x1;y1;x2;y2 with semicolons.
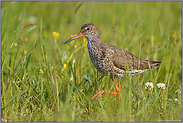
1;1;182;122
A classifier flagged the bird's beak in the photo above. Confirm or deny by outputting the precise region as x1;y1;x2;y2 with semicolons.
64;32;83;44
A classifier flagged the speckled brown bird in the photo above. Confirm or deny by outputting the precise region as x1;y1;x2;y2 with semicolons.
65;22;161;100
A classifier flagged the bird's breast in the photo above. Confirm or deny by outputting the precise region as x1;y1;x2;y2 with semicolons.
87;43;111;75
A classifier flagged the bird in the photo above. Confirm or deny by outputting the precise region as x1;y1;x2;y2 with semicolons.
65;22;161;100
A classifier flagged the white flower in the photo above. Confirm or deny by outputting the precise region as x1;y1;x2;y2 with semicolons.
157;83;166;89
83;75;92;83
174;98;180;104
145;82;154;90
73;59;75;64
1;119;7;122
175;89;181;94
175;98;178;102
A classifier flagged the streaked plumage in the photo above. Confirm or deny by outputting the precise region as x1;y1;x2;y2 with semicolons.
65;22;161;100
65;23;160;79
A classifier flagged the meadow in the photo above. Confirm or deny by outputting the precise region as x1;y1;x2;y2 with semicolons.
1;1;182;122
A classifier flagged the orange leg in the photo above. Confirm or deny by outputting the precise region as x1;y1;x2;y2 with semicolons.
117;80;122;100
91;80;122;100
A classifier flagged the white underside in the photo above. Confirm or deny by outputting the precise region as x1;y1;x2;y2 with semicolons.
115;69;148;78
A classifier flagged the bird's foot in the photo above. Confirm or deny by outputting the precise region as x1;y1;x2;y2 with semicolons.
91;90;119;100
91;81;122;100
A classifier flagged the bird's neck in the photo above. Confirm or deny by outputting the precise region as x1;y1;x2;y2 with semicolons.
87;36;102;56
87;35;102;48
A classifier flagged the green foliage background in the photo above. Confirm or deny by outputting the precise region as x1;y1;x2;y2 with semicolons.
1;1;182;122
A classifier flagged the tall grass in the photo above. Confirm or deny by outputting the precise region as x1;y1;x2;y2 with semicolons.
1;1;182;122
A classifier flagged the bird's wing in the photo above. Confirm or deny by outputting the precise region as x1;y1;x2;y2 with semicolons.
112;48;141;70
105;44;149;70
102;43;160;71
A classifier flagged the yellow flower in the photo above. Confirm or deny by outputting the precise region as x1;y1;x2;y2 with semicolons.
74;44;77;48
83;37;87;46
63;63;67;69
53;31;60;39
24;37;28;41
89;107;94;112
73;96;76;100
173;31;178;40
39;69;44;74
80;109;83;114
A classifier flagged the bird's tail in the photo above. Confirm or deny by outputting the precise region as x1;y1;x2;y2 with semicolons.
141;59;161;69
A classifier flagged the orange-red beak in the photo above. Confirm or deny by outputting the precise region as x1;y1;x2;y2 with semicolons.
64;32;83;44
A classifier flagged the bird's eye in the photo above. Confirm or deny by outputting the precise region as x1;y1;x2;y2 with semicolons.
86;27;90;30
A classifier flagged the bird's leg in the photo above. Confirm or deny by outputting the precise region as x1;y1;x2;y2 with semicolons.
91;81;122;100
117;79;122;100
114;80;122;100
